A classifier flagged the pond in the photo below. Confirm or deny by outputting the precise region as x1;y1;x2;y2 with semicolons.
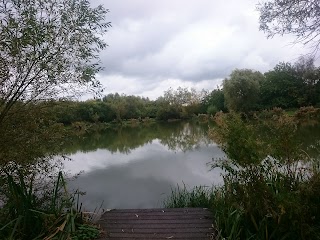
62;121;225;210
61;120;320;211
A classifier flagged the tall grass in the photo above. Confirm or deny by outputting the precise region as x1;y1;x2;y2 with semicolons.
0;170;100;240
164;184;215;208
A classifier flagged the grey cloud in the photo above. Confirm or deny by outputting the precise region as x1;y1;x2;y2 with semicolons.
89;0;309;98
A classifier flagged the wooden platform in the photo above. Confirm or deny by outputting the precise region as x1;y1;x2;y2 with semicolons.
98;208;217;240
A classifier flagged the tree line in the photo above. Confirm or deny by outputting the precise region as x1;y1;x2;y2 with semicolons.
46;57;320;125
49;87;208;124
223;57;320;113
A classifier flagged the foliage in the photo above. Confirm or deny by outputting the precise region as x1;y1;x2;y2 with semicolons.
32;57;320;124
201;88;226;114
294;106;320;123
211;112;266;167
157;87;205;120
166;111;320;239
258;0;320;56
71;224;100;240
0;170;97;240
156;104;181;121
27;88;205;124
163;87;204;107
261;62;302;109
207;105;218;115
0;1;109;239
0;0;110;125
223;69;265;112
211;112;320;239
47;87;207;123
260;58;320;109
0;104;66;165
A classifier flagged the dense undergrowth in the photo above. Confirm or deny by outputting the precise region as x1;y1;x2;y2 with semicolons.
164;110;320;240
0;169;100;240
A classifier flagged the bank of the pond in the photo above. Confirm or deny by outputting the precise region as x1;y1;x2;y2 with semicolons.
61;106;320;137
164;111;320;240
63;115;212;136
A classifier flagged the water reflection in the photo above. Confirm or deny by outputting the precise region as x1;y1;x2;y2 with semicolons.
62;121;224;210
62;121;211;155
66;144;223;209
62;121;320;210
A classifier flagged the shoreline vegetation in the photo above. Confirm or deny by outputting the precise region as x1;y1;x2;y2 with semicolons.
164;110;320;239
0;169;101;240
65;106;320;135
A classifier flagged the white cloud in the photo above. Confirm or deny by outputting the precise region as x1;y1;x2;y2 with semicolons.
90;0;311;99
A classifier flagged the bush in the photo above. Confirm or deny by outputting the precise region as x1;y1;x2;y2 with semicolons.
207;105;218;116
197;114;209;122
294;106;320;124
156;106;181;121
211;112;320;239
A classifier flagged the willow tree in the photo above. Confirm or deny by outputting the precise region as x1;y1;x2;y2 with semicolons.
0;0;110;166
223;69;265;113
0;0;111;124
258;0;320;56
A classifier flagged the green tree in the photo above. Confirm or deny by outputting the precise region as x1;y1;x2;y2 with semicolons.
258;0;320;56
0;0;110;124
162;87;204;119
0;0;110;165
223;69;264;112
155;96;180;121
260;62;302;109
201;88;226;114
294;57;320;106
0;102;65;165
103;93;127;122
260;58;320;109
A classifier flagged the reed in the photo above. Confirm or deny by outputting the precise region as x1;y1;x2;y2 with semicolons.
0;170;100;240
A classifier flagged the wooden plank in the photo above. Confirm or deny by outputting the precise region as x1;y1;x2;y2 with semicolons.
100;223;211;229
102;214;210;220
98;208;217;240
107;232;214;238
100;219;211;224
103;208;207;213
100;227;213;233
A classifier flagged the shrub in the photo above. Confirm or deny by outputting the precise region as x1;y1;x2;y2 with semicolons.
294;106;320;124
207;105;218;116
211;112;320;239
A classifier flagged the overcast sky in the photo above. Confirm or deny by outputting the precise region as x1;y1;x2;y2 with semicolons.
91;0;310;100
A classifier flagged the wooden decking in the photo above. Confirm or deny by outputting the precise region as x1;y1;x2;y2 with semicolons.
98;208;217;240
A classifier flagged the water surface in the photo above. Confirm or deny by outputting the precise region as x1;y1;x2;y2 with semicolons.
62;121;224;210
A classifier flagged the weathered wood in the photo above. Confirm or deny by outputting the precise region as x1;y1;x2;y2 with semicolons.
98;208;217;240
